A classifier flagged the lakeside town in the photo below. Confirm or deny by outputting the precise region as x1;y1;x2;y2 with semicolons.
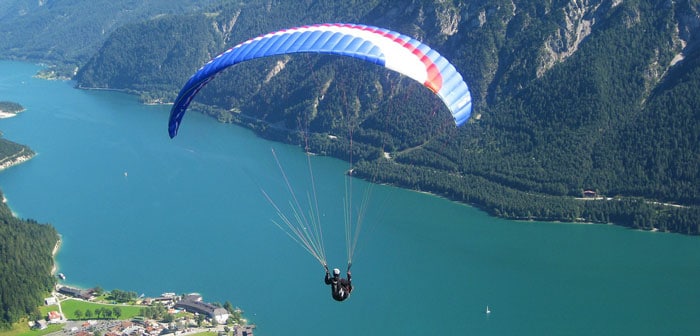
37;282;256;336
0;139;257;336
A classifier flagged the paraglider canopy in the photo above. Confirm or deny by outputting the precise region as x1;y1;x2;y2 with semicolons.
168;23;473;138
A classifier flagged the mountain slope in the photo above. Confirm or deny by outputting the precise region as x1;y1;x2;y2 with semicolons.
0;192;58;329
0;0;219;66
15;0;700;234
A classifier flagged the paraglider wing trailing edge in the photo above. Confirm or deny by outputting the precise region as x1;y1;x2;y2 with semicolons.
168;23;473;138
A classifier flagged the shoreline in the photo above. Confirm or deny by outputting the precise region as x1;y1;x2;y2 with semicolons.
0;150;35;171
0;107;25;118
0;111;18;118
51;235;62;276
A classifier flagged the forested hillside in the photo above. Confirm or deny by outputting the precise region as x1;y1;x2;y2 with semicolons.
0;193;58;329
74;0;384;100
0;137;34;165
73;0;700;234
0;0;218;75
0;135;50;330
74;12;225;100
3;0;698;234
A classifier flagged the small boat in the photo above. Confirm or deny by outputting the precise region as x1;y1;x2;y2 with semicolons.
485;305;491;314
57;273;66;280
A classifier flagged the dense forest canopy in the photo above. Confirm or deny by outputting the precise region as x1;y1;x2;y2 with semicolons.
0;192;58;329
0;0;219;71
0;128;48;331
69;0;699;234
0;137;33;160
0;101;24;113
1;1;699;237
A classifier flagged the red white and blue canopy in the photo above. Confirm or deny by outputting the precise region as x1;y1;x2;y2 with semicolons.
169;23;473;138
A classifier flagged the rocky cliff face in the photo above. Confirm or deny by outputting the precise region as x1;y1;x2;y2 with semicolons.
434;1;462;36
538;0;609;77
535;0;700;80
674;0;700;56
72;0;700;115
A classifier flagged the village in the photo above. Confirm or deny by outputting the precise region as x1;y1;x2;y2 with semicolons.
36;284;255;336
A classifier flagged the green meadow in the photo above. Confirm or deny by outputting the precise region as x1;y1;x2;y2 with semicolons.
40;299;143;320
0;321;62;336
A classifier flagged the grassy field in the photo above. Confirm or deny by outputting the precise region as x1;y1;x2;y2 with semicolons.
3;299;213;336
191;332;217;336
0;320;62;336
39;299;143;320
61;299;143;320
2;298;142;336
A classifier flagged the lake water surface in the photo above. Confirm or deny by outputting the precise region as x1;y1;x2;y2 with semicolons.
1;61;699;335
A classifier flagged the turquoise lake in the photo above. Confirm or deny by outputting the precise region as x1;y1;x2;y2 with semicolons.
1;61;699;335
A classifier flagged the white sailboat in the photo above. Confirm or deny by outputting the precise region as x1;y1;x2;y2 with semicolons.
485;305;491;314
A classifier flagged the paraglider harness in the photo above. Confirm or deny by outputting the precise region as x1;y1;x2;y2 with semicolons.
325;264;353;302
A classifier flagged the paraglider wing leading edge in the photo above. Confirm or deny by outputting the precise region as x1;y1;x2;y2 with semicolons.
168;23;473;138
